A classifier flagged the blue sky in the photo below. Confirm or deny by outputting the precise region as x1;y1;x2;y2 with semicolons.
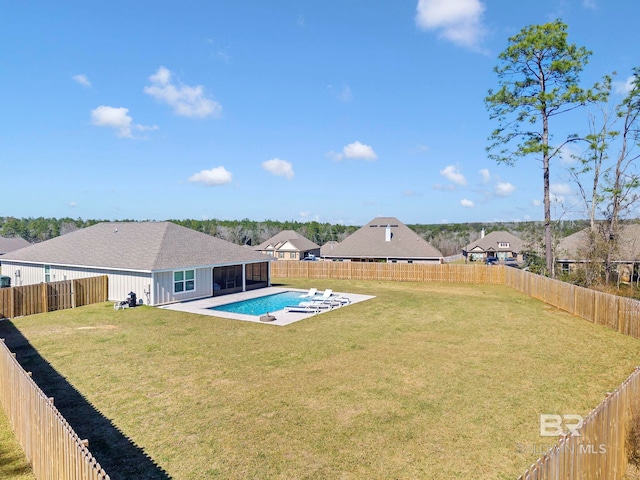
1;1;638;226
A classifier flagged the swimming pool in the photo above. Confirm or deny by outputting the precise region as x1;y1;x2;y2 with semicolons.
209;290;310;316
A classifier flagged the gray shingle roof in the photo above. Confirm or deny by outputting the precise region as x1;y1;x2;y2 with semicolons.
464;231;524;254
1;222;268;271
255;230;320;252
557;224;640;261
323;217;442;259
0;236;30;255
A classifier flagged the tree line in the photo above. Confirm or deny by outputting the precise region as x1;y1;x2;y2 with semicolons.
0;216;589;259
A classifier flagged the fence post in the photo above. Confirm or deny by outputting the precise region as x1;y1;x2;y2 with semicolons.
41;283;48;314
11;287;15;319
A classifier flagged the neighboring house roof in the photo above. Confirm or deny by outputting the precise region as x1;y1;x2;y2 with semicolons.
0;236;30;255
323;217;442;259
320;240;339;257
463;231;524;255
557;224;640;261
1;222;268;271
254;230;320;252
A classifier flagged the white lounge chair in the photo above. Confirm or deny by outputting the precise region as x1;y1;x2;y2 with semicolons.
299;301;333;310
300;288;318;298
328;296;350;306
318;289;333;300
285;304;322;313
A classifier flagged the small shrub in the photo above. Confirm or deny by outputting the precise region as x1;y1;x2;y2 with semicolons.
627;403;640;468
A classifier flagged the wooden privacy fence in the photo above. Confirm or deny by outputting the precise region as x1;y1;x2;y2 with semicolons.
272;262;640;340
271;261;506;284
273;261;640;478
0;276;108;319
505;268;640;340
0;338;110;480
518;366;640;480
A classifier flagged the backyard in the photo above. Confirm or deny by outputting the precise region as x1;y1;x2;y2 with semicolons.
1;279;640;479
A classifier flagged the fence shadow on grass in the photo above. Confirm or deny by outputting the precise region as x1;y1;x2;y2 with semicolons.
0;320;172;480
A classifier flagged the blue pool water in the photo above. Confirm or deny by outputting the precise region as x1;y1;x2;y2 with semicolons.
209;291;312;316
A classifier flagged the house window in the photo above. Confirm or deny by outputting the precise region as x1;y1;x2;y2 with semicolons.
498;242;510;248
561;263;570;274
278;252;284;259
44;265;51;283
174;270;195;293
290;252;296;259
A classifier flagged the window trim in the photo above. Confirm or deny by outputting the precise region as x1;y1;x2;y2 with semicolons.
174;269;196;294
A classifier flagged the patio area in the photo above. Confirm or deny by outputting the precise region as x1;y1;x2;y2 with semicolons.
157;286;375;326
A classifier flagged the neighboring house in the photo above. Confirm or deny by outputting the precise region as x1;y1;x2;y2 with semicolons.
320;240;339;258
0;236;30;255
463;230;524;262
556;224;640;282
254;230;320;261
0;222;271;306
322;217;442;263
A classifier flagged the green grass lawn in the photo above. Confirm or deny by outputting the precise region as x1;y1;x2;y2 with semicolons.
0;409;36;479
2;279;639;479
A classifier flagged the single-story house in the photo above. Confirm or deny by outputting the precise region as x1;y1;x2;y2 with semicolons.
556;224;640;282
322;216;442;263
463;230;524;262
254;230;321;261
0;236;30;255
0;221;272;306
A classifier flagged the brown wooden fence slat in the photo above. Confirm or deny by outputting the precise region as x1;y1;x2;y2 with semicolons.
0;338;110;479
0;276;108;320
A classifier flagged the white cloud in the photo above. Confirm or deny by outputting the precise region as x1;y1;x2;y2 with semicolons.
559;143;580;165
91;106;134;138
329;141;377;161
495;182;515;196
440;165;467;186
415;0;486;50
410;144;429;154
144;66;222;118
613;76;636;95
262;158;294;179
551;183;572;195
134;124;160;133
328;84;353;102
188;167;233;186
532;199;542;207
90;105;157;138
479;168;490;183
582;0;597;10
460;198;474;208
72;74;91;87
550;183;572;203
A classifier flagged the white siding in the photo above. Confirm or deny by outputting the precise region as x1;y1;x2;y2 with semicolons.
1;261;152;304
153;267;213;305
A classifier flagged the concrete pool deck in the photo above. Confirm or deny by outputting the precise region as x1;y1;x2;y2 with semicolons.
156;287;375;326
